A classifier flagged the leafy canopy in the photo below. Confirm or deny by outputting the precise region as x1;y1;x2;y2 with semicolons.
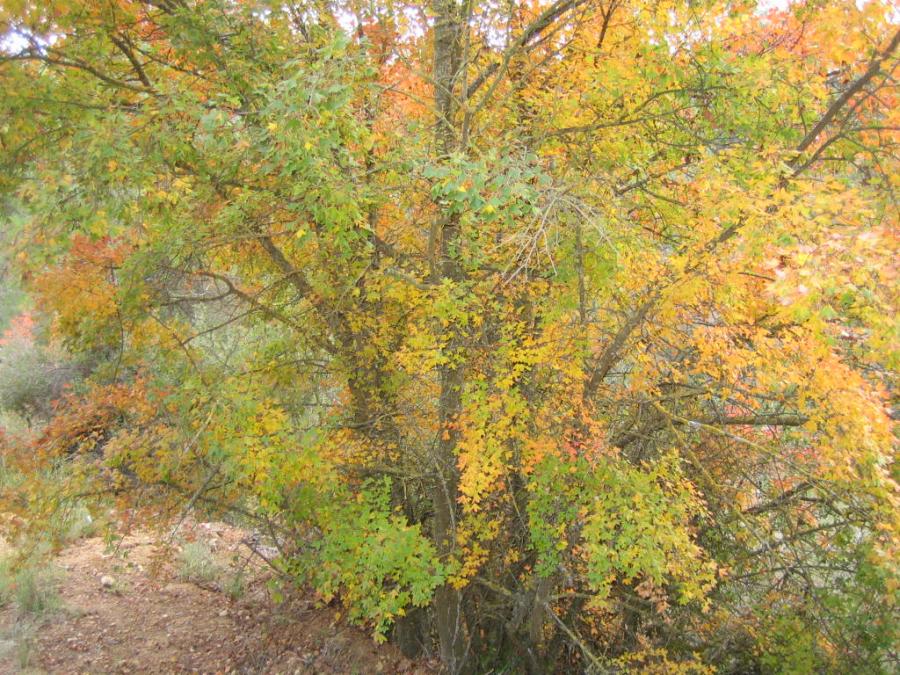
0;0;897;672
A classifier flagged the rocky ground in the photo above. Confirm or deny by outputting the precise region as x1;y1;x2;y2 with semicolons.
0;522;434;674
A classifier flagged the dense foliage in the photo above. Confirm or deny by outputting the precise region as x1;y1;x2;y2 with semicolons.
0;0;897;672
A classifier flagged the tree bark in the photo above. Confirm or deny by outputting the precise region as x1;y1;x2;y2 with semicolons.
430;1;470;671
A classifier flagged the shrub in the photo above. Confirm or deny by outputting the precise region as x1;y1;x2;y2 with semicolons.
177;541;222;583
14;565;61;615
0;558;61;615
60;502;97;543
0;316;72;423
0;620;37;671
224;568;246;600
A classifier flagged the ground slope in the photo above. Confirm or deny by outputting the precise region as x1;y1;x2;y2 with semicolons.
0;523;433;674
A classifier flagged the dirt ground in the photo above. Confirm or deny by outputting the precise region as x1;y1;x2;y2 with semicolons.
0;523;435;674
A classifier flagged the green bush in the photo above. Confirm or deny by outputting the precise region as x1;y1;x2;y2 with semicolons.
177;541;222;583
224;568;246;600
0;558;61;615
0;333;70;422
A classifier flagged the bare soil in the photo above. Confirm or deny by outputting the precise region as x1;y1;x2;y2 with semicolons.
0;523;435;674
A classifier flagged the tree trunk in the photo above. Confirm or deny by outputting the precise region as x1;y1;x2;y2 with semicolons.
430;1;470;672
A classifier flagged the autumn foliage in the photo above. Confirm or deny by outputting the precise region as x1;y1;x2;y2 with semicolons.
0;0;897;672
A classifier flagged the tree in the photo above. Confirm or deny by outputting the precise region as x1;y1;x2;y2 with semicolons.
0;0;897;671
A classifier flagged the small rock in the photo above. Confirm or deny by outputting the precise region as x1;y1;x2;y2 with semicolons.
100;575;115;589
218;609;228;617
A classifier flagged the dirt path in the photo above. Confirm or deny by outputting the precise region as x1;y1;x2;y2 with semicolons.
0;525;433;674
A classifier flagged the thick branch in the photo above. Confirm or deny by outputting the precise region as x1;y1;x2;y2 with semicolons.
792;28;900;161
468;0;589;111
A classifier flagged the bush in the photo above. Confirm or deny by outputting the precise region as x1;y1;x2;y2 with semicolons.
0;558;61;615
177;542;222;583
15;565;61;614
0;318;72;423
224;568;246;600
60;502;98;543
0;620;38;671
